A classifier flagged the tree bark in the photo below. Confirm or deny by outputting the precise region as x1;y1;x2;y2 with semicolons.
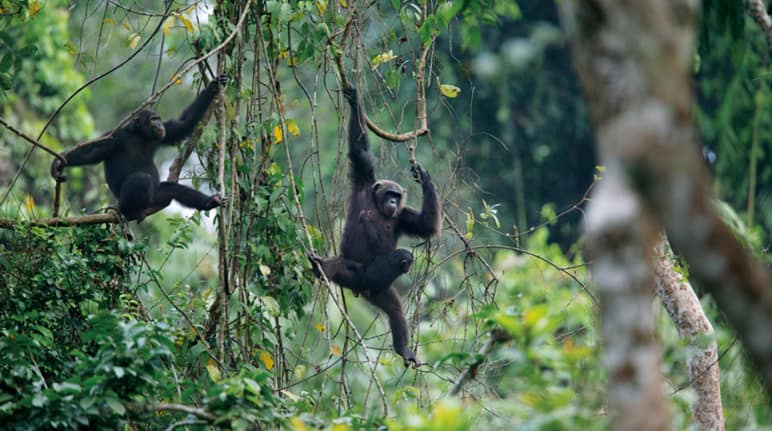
654;237;725;431
562;0;772;400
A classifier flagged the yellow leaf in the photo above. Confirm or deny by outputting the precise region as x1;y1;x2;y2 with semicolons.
273;125;283;144
523;304;548;327
162;16;175;36
179;14;194;33
371;50;396;67
294;364;307;379
103;18;116;25
331;423;350;431
122;22;130;31
259;350;275;370
290;417;307;431
29;1;41;18
431;399;462;427
330;345;342;356
281;389;300;402
315;323;325;333
206;359;221;381
440;84;461;98
259;264;271;276
339;0;348;7
24;195;35;212
129;34;141;50
185;5;197;14
306;224;323;241
315;0;327;15
286;119;300;136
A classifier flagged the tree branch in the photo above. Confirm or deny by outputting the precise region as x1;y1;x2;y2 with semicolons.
0;117;65;163
448;328;511;396
0;213;121;229
748;0;772;49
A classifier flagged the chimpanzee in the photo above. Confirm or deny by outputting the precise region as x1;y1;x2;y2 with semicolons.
50;75;228;221
308;87;441;367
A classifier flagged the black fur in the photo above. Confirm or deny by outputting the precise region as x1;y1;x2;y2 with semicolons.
308;87;441;367
51;75;227;221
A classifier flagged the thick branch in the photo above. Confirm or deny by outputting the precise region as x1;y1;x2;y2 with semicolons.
654;236;725;431
562;0;772;398
0;213;121;228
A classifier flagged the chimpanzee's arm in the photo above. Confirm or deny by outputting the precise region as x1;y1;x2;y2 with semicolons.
162;75;227;144
51;135;121;180
343;87;376;191
398;163;441;238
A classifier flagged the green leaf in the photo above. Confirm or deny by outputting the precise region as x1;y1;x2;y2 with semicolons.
105;398;126;415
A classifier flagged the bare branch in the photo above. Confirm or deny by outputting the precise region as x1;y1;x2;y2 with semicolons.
0;213;121;229
0;117;65;163
448;328;511;396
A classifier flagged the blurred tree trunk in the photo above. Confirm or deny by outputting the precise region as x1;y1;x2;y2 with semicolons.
654;237;724;431
561;1;772;423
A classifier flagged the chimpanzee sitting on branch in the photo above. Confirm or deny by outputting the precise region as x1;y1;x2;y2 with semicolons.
51;75;228;222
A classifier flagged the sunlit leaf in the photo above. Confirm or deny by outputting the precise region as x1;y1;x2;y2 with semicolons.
273;125;283;144
315;0;327;16
24;195;35;212
129;34;141;50
440;83;461;98
179;14;194;33
523;304;548;327
286;119;300;136
259;350;275;370
465;208;474;239
331;423;350;431
290;417;307;431
162;16;175;36
431;398;462;426
29;1;41;18
206;359;221;381
294;364;306;379
339;0;348;8
281;389;300;402
259;264;271;276
371;50;396;67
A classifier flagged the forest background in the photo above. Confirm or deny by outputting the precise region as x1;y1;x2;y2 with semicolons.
0;0;770;430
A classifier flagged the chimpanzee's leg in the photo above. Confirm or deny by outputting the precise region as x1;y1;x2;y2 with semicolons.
152;181;222;211
118;172;155;221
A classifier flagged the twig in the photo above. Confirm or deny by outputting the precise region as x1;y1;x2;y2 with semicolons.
448;328;511;396
148;403;215;421
332;11;431;143
0;117;66;163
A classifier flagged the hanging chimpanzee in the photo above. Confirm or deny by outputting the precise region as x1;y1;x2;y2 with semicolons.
308;87;441;367
50;75;228;221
